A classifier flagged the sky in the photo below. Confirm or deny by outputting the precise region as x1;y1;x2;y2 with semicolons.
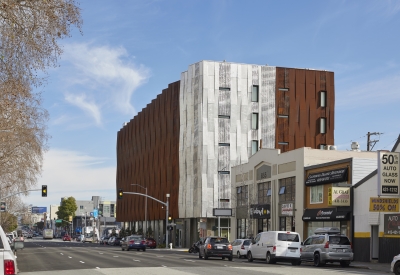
23;0;400;209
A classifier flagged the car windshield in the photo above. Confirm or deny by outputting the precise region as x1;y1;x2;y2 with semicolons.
210;238;229;244
130;236;143;241
329;236;350;245
278;233;299;242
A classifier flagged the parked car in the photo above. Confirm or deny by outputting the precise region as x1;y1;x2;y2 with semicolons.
231;239;251;258
100;236;110;245
78;234;85;242
63;234;72;241
301;227;353;267
145;237;157;249
108;236;116;245
198;236;233;261
113;237;123;246
0;226;18;274
391;253;400;275
247;231;302;265
121;235;146;251
26;232;33;239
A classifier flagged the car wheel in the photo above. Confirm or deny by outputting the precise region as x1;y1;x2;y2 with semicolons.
266;252;276;264
340;260;350;267
143;248;146;252
394;261;400;275
137;249;140;251
247;251;254;262
122;248;125;251
198;252;203;259
237;251;241;259
204;251;209;260
189;247;194;253
222;257;225;260
314;253;325;267
127;248;130;251
228;256;233;261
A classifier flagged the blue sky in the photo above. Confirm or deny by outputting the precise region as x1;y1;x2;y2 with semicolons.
25;0;400;208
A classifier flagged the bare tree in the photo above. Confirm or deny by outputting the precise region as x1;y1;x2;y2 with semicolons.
0;0;82;204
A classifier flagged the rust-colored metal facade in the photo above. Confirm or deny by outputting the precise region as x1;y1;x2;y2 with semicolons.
275;67;334;153
116;81;180;222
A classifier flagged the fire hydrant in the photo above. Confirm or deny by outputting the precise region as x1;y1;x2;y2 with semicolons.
169;243;173;250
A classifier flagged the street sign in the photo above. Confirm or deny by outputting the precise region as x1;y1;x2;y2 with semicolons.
378;151;400;196
55;219;62;223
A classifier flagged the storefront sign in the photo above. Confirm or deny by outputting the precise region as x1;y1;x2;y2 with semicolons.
384;214;400;235
250;204;270;219
305;168;348;186
328;187;350;206
378;151;400;196
281;203;293;216
369;197;399;212
302;208;350;221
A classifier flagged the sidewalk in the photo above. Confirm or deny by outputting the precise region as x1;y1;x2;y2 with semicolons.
352;261;391;272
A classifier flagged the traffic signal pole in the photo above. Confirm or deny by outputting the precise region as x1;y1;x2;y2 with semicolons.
0;188;42;201
122;192;170;249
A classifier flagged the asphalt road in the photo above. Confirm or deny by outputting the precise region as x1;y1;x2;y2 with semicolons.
16;238;388;275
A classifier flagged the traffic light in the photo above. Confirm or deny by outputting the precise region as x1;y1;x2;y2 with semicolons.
41;185;47;197
118;189;123;199
167;225;173;231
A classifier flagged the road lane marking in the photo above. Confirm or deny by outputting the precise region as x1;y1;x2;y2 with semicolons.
113;256;119;257
184;259;195;262
96;267;100;269
156;256;164;257
79;261;85;263
68;256;72;258
133;259;140;262
162;265;167;268
60;253;63;255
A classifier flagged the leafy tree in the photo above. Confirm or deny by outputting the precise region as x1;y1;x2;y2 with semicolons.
55;197;77;227
137;227;143;236
146;226;153;238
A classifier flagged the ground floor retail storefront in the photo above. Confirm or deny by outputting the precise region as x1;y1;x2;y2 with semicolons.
302;207;351;239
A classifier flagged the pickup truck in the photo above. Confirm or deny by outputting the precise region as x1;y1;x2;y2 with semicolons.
0;226;18;274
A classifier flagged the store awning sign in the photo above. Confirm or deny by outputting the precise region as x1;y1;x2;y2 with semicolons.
302;208;350;221
305;168;348;186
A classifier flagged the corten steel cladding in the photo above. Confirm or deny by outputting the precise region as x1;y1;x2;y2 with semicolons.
116;81;180;222
275;68;334;153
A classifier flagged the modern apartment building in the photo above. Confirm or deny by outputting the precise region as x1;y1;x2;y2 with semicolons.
116;60;335;247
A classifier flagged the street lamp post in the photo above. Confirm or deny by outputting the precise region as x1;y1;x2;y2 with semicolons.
123;191;170;249
131;184;147;236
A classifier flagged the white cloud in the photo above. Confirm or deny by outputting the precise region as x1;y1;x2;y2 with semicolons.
65;93;102;126
63;44;149;125
336;73;400;108
22;149;116;207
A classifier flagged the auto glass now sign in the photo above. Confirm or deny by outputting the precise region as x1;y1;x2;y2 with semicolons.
378;151;400;196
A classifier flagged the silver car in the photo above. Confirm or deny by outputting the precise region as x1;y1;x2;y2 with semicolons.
231;239;251;258
301;227;353;267
391;254;400;275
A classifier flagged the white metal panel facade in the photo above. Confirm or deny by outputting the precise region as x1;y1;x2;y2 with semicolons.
179;61;276;219
352;158;378;185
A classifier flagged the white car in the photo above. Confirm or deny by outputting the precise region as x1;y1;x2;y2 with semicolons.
391;254;400;275
231;239;251;258
0;226;18;274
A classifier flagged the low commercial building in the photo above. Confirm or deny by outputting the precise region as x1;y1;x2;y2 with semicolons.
353;135;400;263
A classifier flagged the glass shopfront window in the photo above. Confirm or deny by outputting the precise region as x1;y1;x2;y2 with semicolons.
306;221;348;239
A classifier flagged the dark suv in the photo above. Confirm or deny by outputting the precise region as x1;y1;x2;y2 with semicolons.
199;236;233;261
301;227;353;267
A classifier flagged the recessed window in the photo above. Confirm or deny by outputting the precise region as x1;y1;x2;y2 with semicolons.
320;118;326;134
267;189;271;196
279;88;289;91
279;186;286;195
219;143;230;146
218;115;230;119
252;86;259;102
251;140;258;155
278;115;288;118
278;142;289;145
320;91;326;107
237;185;248;206
219;87;230;91
251;113;259;130
319;144;326;149
258;181;271;204
311;185;323;204
80;205;84;210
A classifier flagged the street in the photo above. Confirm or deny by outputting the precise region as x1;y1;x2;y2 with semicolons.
16;238;389;275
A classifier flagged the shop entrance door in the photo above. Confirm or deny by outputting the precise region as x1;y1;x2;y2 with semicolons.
371;225;379;259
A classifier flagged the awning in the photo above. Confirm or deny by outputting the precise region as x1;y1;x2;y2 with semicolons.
302;208;350;221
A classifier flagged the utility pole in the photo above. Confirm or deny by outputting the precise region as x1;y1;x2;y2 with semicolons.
367;132;384;151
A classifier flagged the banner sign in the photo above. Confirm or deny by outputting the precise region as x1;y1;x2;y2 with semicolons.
250;204;270;219
378;151;400;196
32;207;47;214
384;214;400;235
281;203;293;216
305;168;348;186
328;187;351;206
369;197;399;212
